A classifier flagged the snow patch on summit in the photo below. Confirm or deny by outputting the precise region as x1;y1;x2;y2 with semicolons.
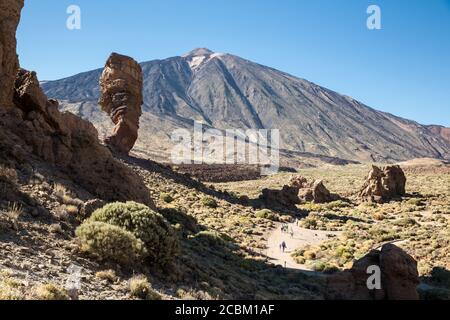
187;52;225;71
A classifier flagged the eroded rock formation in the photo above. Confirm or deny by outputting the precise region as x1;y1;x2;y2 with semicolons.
3;68;153;206
326;244;419;300
0;2;153;207
359;165;406;203
0;0;24;108
99;53;143;154
261;176;337;207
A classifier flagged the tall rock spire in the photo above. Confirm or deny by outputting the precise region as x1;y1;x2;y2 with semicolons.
98;53;144;154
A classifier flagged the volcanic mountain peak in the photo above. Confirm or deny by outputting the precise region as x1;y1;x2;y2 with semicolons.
41;49;450;163
182;47;215;57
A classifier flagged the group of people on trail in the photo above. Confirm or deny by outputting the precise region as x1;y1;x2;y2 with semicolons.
279;222;296;253
281;223;294;238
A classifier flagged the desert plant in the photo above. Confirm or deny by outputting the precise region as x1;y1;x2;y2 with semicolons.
95;270;118;283
6;202;22;231
129;276;161;300
76;221;147;265
201;197;218;208
255;209;276;221
89;202;178;266
160;192;174;203
33;284;69;300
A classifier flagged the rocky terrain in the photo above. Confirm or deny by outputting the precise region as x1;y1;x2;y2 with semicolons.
41;49;450;164
1;0;449;301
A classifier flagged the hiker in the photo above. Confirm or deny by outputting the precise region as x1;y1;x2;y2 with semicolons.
281;241;287;252
290;228;294;238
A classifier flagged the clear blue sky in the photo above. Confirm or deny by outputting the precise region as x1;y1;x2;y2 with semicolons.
17;0;450;126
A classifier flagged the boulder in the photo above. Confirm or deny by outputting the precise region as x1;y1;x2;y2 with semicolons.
98;53;143;154
298;180;335;204
261;176;337;207
380;244;420;300
326;244;419;300
359;165;406;203
0;0;24;108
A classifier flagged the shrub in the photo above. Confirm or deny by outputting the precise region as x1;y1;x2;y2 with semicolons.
255;209;276;221
160;193;174;203
95;270;118;283
201;197;218;208
193;230;229;247
129;276;161;300
76;221;147;265
89;202;178;266
159;207;199;234
407;198;425;206
33;284;69;300
302;216;318;230
393;218;417;227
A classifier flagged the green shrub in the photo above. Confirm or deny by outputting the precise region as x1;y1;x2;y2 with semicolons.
201;197;218;208
76;221;147;265
129;276;161;300
159;207;199;234
89;202;178;266
407;198;425;206
255;209;276;221
160;193;174;203
393;218;417;227
193;230;229;247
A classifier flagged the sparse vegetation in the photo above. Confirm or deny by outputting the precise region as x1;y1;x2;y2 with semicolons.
201;196;218;208
129;276;161;300
33;283;69;300
255;209;277;221
160;192;174;203
95;270;119;283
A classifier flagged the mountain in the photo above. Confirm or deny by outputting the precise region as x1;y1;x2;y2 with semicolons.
41;48;450;163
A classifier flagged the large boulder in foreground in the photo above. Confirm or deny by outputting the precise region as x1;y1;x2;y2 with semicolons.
0;0;24;108
6;68;154;207
99;53;143;154
359;165;406;203
326;244;419;300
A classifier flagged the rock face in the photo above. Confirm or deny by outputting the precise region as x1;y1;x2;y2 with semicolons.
326;244;419;300
99;53;143;154
261;176;336;207
359;165;407;203
0;0;24;108
5;69;153;207
297;180;334;204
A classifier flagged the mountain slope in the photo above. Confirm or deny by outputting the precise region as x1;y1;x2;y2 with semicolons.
42;48;450;163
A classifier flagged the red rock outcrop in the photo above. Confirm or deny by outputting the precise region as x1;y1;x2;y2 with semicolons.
4;68;154;207
0;0;24;108
326;244;419;300
0;1;153;207
261;176;337;207
98;53;143;154
359;165;406;203
297;179;335;204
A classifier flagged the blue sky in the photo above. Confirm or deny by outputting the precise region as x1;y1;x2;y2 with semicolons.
17;0;450;126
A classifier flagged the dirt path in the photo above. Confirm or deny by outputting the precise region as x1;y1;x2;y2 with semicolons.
265;222;341;271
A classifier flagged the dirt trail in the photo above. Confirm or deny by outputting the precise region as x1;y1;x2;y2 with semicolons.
265;222;340;270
